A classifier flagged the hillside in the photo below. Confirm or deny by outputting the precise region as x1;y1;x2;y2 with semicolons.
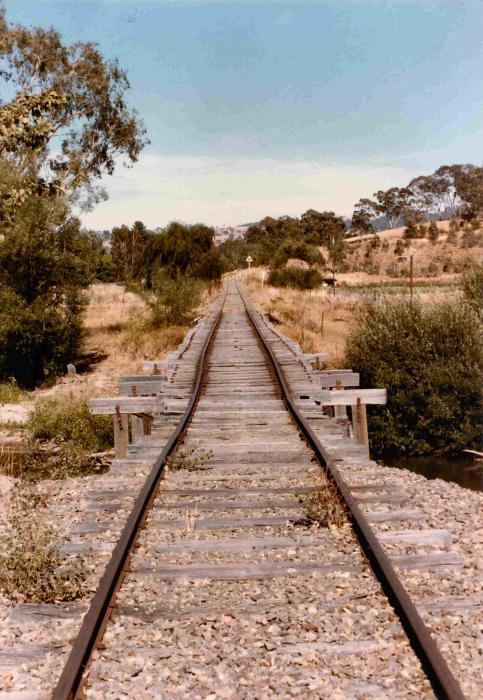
339;220;482;285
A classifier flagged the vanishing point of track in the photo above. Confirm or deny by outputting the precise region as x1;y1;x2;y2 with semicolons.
54;279;464;699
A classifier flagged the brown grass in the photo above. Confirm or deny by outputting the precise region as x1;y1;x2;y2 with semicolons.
342;220;483;283
298;476;347;528
243;269;358;364
0;485;87;603
42;284;193;398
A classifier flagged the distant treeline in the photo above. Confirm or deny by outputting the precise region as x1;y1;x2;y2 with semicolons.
217;209;346;290
99;221;223;285
216;163;483;290
351;163;483;234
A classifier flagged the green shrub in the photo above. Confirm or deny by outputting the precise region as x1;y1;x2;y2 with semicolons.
96;255;117;282
27;396;113;456
0;285;84;389
403;221;418;239
427;221;439;243
0;485;87;603
148;270;203;327
267;267;323;290
0;286;43;387
344;298;482;456
0;377;25;403
461;262;483;314
394;240;404;256
0;195;95;388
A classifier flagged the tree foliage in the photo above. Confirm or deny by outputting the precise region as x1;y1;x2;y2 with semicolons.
147;270;203;327
144;222;222;283
241;210;345;273
353;188;415;230
0;6;147;218
0;192;100;386
344;298;482;456
267;267;323;290
218;238;251;272
110;220;147;284
350;206;373;235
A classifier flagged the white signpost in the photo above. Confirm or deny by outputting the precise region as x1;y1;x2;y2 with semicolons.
246;255;253;269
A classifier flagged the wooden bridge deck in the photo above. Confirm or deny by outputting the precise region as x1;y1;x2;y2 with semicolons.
4;279;478;699
79;282;441;698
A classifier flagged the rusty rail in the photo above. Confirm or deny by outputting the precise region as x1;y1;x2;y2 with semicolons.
237;279;464;700
53;289;227;700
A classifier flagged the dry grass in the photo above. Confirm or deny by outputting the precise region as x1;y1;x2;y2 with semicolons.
84;283;185;370
166;446;213;472
0;444;17;478
0;379;26;404
44;283;195;398
342;220;483;283
244;269;358;364
83;283;145;331
0;485;87;603
299;478;347;528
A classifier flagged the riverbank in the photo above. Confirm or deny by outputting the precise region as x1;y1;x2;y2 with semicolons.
386;454;482;493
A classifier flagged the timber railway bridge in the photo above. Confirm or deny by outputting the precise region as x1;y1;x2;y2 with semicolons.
50;278;470;699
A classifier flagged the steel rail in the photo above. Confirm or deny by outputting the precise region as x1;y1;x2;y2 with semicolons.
237;280;464;700
53;288;228;700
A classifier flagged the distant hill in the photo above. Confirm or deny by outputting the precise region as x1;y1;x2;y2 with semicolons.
340;219;482;284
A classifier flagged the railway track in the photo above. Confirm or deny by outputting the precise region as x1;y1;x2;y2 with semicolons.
53;279;465;699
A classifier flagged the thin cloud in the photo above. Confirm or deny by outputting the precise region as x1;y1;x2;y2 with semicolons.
81;152;416;229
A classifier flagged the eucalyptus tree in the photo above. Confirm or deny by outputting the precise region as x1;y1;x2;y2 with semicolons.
352;188;417;230
0;7;147;385
0;6;147;219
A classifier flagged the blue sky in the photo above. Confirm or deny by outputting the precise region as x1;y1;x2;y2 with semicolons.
5;0;483;228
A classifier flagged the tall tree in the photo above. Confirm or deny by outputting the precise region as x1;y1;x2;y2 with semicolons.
144;222;223;282
110;222;146;283
451;164;483;217
300;209;346;246
0;7;148;219
352;188;415;229
0;8;147;386
373;188;415;228
300;209;347;272
351;203;374;235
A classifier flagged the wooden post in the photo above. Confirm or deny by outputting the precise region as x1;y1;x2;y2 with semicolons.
113;406;128;458
334;378;347;418
351;398;369;455
131;415;144;442
142;415;153;436
130;385;143;443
